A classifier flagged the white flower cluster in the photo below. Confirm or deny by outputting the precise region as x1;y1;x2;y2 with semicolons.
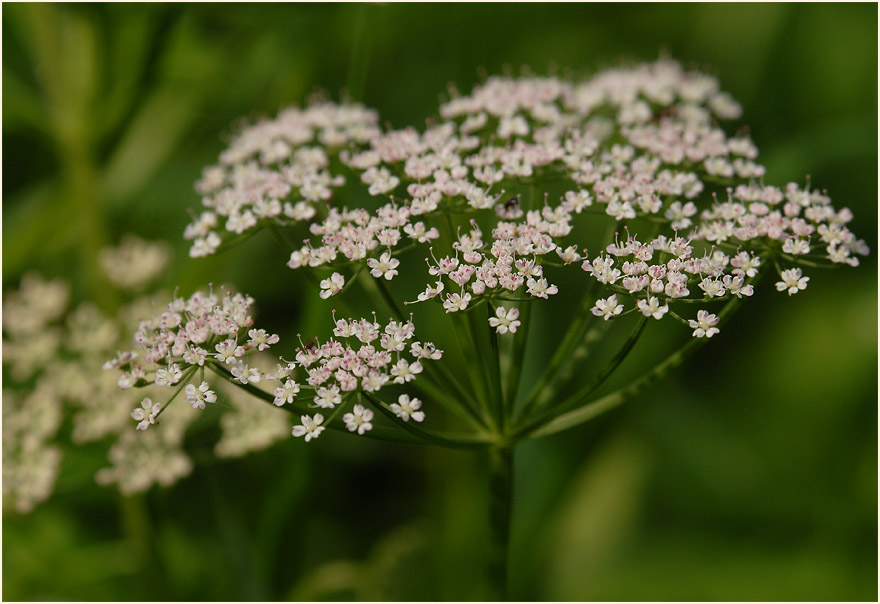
1;263;206;508
582;232;759;336
319;314;441;390
107;288;278;393
2;273;69;380
187;59;867;343
98;235;171;291
285;314;442;442
2;274;71;512
2;385;63;513
185;102;380;257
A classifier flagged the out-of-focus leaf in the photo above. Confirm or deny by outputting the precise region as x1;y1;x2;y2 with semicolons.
1;66;48;136
1;182;70;279
16;4;99;146
544;432;651;600
286;560;361;601
101;87;200;204
97;6;169;139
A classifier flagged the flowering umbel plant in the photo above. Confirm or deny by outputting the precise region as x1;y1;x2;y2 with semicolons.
103;60;866;597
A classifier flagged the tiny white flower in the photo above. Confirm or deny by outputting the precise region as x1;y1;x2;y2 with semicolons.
526;277;558;299
390;394;425;422
367;252;400;280
343;404;374;435
689;310;720;338
292;414;325;442
782;238;811;255
391;359;423;384
636;297;669;320
443;292;471;313
591;295;624;321
488;306;521;334
231;361;261;384
185;381;217;410
319;272;345;299
698;277;726;298
273;379;301;406
417;280;445;302
247;328;280;351
131;397;161;430
154;363;183;387
775;267;809;296
314;385;342;409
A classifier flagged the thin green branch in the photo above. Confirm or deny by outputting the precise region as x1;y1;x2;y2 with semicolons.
513;315;647;438
521;284;754;440
486;302;505;430
155;365;199;420
488;445;513;600
504;300;531;415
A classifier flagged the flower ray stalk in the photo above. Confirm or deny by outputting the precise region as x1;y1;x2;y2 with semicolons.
485;303;506;433
421;357;490;427
515;281;602;419
522;282;757;440
408;368;490;433
513;315;648;437
503;300;531;413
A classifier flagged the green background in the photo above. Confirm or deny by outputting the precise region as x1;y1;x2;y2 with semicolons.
3;3;877;600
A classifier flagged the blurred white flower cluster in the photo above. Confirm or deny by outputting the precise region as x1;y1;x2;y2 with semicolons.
2;239;290;511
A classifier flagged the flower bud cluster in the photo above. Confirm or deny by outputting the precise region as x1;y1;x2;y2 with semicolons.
98;235;171;291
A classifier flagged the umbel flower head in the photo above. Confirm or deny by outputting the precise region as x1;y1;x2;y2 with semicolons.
181;59;866;347
108;59;866;451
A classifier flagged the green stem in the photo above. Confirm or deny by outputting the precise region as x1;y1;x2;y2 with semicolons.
450;310;493;424
522;288;752;439
488;445;513;601
464;305;496;419
504;301;531;416
513;316;647;437
486;303;505;431
410;368;490;433
422;357;490;427
515;281;600;419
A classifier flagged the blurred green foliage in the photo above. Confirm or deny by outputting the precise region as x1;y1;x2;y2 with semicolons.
3;3;877;601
